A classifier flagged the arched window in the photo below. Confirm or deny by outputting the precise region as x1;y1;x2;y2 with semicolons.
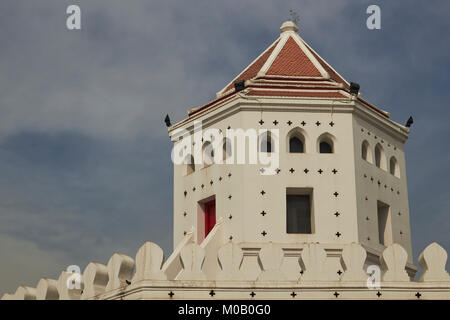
317;133;335;154
185;154;195;175
287;127;306;153
362;140;372;163
390;156;400;178
202;141;215;166
374;143;386;170
222;138;232;162
259;131;273;153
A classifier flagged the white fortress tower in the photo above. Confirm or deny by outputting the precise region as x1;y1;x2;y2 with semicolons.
169;21;416;278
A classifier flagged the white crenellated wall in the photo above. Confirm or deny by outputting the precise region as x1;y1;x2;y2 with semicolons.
3;236;449;300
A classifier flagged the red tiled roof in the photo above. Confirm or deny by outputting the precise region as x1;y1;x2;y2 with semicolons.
266;37;321;77
223;40;279;92
247;89;346;98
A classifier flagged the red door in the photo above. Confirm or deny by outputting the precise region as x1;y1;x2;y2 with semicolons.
204;200;216;237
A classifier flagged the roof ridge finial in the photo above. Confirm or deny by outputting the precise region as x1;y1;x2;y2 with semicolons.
281;12;299;34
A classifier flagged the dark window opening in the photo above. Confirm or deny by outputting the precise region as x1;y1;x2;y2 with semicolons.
286;194;312;234
362;143;368;160
319;141;332;153
377;201;392;246
375;147;381;167
289;137;304;153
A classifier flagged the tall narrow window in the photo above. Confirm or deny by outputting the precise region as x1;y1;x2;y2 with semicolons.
377;201;392;246
362;140;372;163
185;154;195;175
390;156;400;178
286;189;313;234
375;143;386;170
222;138;232;162
260;132;273;153
202;141;214;166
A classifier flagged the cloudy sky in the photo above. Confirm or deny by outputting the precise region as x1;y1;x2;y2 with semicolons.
0;0;449;295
